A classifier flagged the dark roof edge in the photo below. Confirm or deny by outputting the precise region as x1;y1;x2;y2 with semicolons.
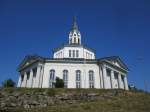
17;55;128;72
53;44;96;53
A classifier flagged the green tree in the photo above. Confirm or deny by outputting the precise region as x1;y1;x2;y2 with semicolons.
2;79;16;88
55;77;64;88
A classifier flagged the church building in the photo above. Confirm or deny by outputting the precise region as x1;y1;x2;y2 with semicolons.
17;18;129;90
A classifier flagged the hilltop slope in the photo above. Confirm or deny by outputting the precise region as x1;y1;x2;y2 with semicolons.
0;88;149;112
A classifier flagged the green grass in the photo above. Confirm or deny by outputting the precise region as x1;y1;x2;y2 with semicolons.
1;87;125;95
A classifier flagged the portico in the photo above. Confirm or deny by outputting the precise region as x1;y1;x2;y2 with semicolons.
101;63;128;90
18;65;44;88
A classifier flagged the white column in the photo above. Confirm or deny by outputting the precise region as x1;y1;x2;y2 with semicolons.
22;72;27;87
102;65;107;89
99;67;103;88
28;69;33;88
118;73;122;89
39;66;43;88
110;70;115;89
26;73;30;88
35;65;41;88
124;76;129;90
17;75;22;87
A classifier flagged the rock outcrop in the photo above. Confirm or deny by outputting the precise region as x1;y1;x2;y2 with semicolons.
0;88;127;111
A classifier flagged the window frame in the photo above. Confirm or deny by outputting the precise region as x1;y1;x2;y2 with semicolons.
49;69;55;88
69;50;71;57
89;70;94;88
76;70;81;88
63;70;68;88
76;50;79;58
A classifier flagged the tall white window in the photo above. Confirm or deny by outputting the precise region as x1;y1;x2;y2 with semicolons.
63;70;68;88
76;70;81;88
76;50;79;58
89;70;94;88
49;69;55;88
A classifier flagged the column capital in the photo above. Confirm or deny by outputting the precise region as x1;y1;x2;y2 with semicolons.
111;70;114;73
102;65;106;69
24;72;27;76
37;64;43;68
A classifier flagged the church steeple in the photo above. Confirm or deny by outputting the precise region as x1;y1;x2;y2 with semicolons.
72;16;78;31
69;17;81;45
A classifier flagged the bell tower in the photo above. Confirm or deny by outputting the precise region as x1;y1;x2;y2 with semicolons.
69;17;81;45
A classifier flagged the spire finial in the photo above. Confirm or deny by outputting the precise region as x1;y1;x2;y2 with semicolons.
72;16;78;30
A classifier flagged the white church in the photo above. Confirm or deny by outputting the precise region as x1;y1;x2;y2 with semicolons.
17;18;129;90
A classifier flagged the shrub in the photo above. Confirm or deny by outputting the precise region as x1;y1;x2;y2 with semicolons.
2;79;16;88
55;77;64;88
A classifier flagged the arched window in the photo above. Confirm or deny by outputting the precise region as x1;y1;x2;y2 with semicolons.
74;37;76;43
89;70;94;88
89;71;94;81
49;69;55;88
63;70;68;88
76;70;81;88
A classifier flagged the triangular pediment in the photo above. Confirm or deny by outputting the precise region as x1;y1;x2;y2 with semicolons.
101;56;128;71
18;56;36;70
110;60;121;67
17;55;44;71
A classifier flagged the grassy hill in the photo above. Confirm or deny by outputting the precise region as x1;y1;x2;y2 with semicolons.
0;88;150;112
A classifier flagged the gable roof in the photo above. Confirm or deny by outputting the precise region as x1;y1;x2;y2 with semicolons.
98;56;129;71
53;44;95;53
17;55;45;72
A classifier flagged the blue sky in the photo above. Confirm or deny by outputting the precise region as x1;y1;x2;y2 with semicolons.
0;0;150;91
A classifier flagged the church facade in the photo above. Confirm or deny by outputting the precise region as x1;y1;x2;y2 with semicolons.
17;18;129;90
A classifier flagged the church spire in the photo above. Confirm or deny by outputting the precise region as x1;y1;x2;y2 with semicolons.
72;16;78;31
69;17;81;45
